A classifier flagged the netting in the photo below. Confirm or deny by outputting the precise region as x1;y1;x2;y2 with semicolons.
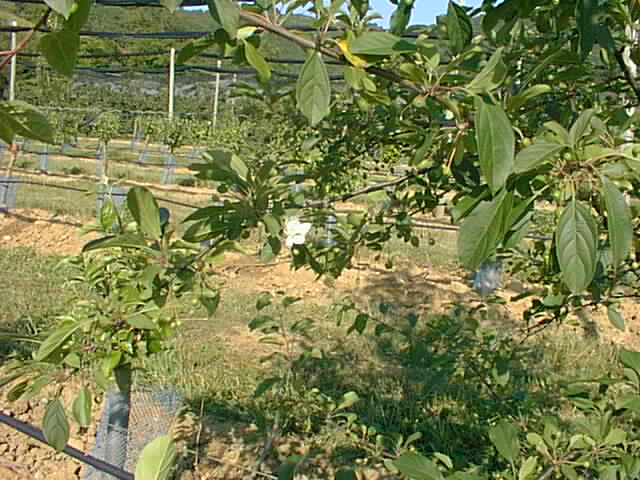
85;390;183;479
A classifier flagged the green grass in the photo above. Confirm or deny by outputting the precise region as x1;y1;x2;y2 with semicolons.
0;231;625;475
0;247;84;358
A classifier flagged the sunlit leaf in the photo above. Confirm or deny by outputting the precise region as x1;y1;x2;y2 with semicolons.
394;452;444;480
296;51;330;126
39;30;79;77
127;187;162;240
43;398;69;452
243;41;271;84
43;0;75;18
475;99;515;193
350;31;416;55
601;177;633;268
446;1;472;54
207;0;239;39
555;201;598;293
467;48;507;93
489;421;520;463
514;142;565;174
177;34;216;64
135;435;176;480
72;387;92;427
458;190;512;270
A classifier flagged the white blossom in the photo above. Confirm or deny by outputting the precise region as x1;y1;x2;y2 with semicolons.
284;216;312;248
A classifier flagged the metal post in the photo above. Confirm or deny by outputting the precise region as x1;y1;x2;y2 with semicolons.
9;20;17;101
212;59;221;129
168;47;175;119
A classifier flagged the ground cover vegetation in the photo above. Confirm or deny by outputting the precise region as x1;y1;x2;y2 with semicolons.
1;0;640;479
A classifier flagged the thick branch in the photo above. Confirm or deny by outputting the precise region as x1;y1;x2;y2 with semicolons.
615;47;640;103
0;9;51;70
238;10;424;94
303;167;428;208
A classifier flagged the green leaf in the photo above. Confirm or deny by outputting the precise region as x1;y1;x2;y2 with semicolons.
82;233;150;252
43;398;69;452
127;187;162;240
135;435;177;480
335;470;358;480
24;375;54;401
489;421;520;463
518;456;538;480
347;313;369;334
576;0;598;58
568;109;594;148
620;350;640;376
555;201;598;294
514;142;565;174
243;41;271;85
390;1;413;36
446;1;472;54
253;376;281;398
508;84;551;111
296;51;331;126
604;428;626;446
601;177;633;268
200;291;221;317
475;99;515;193
256;293;272;311
393;452;444;480
335;391;360;411
72;387;92;427
0;107;15;143
467;48;507;93
350;32;416;55
177;34;216;64
44;0;75;18
0;101;55;143
207;0;239;39
36;322;81;362
458;190;512;270
63;0;91;31
40;30;79;77
127;314;157;330
260;236;281;263
160;0;183;12
544;121;571;144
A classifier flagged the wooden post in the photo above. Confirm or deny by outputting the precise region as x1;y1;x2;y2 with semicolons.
168;48;175;119
212;60;221;129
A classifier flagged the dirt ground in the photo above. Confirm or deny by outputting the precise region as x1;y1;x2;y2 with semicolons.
1;208;639;479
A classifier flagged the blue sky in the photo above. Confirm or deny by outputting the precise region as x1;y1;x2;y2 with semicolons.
187;1;483;28
369;0;482;27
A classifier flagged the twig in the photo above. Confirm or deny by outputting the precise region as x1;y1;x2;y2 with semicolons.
238;10;424;94
303;166;429;208
183;448;278;479
251;413;281;480
0;460;26;473
194;398;205;468
0;9;51;70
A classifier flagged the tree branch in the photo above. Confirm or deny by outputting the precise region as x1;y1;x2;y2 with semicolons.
615;47;640;103
238;10;424;94
0;9;51;70
303;167;428;208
